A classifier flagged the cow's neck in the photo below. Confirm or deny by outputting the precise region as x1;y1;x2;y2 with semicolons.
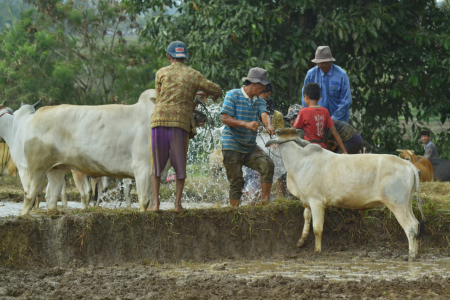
0;113;13;146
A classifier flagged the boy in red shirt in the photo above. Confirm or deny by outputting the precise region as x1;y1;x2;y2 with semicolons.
294;83;347;154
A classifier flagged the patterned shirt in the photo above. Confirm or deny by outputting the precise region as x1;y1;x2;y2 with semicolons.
326;119;357;142
221;87;268;153
424;141;439;159
151;62;222;132
301;64;352;122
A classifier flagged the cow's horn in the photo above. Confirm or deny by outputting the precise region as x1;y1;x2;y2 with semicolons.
32;99;42;110
265;139;279;147
21;101;25;107
396;149;404;153
0;101;5;106
295;137;310;148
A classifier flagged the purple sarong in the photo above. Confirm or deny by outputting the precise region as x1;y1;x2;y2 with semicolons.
151;127;188;179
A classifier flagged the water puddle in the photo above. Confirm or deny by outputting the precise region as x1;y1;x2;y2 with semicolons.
160;257;450;282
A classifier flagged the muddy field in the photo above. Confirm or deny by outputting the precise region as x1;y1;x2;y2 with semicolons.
1;253;450;299
1;178;450;299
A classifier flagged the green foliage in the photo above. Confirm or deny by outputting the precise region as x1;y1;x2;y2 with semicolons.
125;0;450;157
0;0;163;109
0;0;31;32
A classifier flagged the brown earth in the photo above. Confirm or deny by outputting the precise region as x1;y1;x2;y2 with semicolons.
1;259;449;299
1;178;450;299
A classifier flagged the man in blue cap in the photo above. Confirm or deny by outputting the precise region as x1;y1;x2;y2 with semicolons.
150;41;222;212
301;46;352;123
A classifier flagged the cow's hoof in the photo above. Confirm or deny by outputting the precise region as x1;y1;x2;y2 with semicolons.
408;255;416;262
297;239;306;248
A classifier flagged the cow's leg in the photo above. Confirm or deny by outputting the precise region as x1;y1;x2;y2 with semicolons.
134;167;152;212
60;178;68;206
384;202;420;261
46;168;68;210
21;175;46;215
33;196;41;210
123;178;133;207
72;171;92;209
310;203;326;253
297;207;312;248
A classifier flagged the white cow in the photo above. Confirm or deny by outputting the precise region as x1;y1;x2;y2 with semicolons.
266;128;424;261
0;90;160;215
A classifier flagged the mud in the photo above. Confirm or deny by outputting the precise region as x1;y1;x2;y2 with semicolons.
1;253;450;299
1;180;450;299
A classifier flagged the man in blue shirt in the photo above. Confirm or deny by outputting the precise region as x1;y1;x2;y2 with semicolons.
221;67;275;207
301;46;352;122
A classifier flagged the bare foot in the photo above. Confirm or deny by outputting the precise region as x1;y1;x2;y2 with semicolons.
147;204;160;212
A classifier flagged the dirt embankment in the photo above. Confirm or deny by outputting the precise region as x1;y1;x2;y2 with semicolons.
1;201;448;268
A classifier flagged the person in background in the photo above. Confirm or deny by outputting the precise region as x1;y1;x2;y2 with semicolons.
259;84;285;130
301;46;352;122
258;83;287;198
149;40;222;212
294;83;347;154
421;129;439;159
284;104;304;127
221;67;275;207
324;120;362;154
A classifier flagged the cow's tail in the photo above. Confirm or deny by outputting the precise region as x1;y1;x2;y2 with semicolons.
413;165;425;237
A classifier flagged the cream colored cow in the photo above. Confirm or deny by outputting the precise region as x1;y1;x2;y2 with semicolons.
0;90;158;215
266;129;424;262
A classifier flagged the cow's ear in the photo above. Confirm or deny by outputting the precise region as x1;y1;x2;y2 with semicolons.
411;150;415;154
396;149;403;153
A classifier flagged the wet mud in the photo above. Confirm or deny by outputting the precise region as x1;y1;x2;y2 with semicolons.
1;253;450;299
1;199;449;299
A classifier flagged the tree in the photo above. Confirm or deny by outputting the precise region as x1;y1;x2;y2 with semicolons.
0;0;162;108
125;0;450;157
0;0;31;32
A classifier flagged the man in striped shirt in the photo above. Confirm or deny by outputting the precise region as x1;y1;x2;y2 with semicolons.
221;67;276;207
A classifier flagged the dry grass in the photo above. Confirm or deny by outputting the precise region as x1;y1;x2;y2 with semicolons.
419;181;450;211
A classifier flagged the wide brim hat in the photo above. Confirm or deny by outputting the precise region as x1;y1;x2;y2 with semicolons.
311;46;336;63
241;67;270;85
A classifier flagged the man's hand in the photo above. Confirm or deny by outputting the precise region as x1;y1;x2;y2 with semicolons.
245;121;259;131
266;125;275;136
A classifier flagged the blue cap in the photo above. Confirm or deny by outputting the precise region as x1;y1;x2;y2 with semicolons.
167;41;188;59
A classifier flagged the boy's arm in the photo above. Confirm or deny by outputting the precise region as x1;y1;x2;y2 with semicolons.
330;125;347;154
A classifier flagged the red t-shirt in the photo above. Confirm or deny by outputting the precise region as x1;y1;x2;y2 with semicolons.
293;106;334;148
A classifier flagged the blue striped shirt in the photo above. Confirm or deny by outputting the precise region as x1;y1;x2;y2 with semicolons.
221;88;268;153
